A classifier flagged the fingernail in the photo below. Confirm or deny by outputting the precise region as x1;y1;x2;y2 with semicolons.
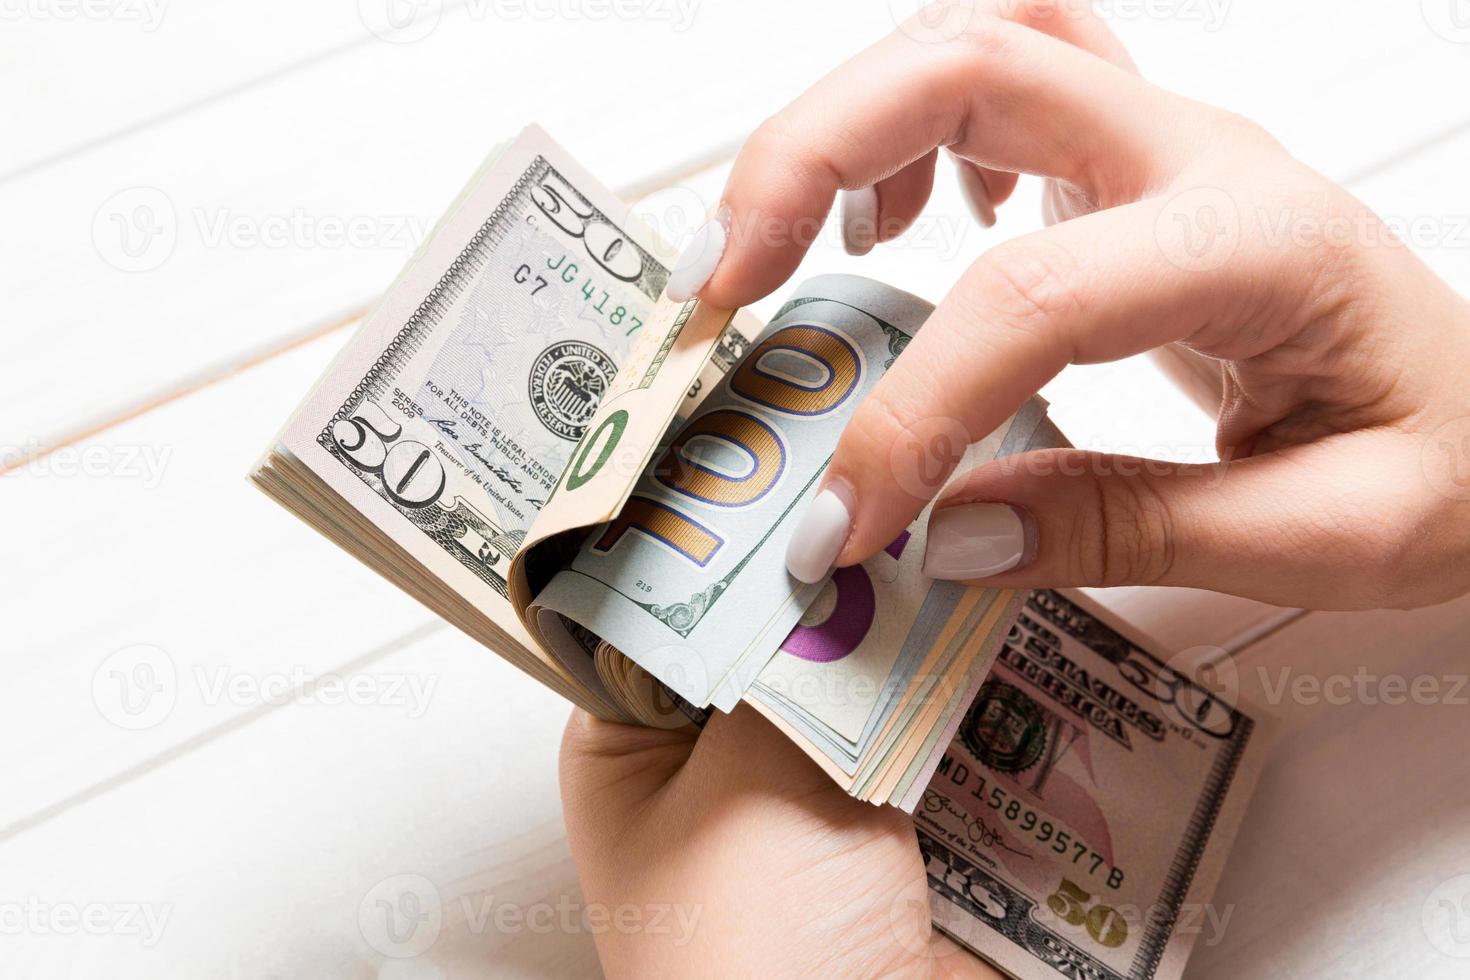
955;162;996;229
841;186;879;255
923;503;1034;580
666;207;729;301
786;485;853;584
1041;181;1061;227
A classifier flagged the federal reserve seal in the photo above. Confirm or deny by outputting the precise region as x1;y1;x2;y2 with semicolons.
528;341;617;440
961;678;1048;774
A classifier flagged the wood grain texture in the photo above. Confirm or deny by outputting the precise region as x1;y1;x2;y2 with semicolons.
5;1;1470;976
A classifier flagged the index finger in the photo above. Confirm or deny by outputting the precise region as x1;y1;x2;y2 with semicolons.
666;7;1192;305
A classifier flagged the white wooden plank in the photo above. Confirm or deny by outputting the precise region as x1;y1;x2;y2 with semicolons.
0;4;370;177
6;9;1470;976
5;561;1461;977
7;1;1468;453
0;1;897;452
0;153;1288;834
1188;593;1470;979
1351;126;1470;296
0;328;446;833
0;628;599;980
1113;0;1470;181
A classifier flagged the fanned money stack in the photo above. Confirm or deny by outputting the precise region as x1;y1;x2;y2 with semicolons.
252;125;1057;809
921;589;1273;980
253;125;1273;978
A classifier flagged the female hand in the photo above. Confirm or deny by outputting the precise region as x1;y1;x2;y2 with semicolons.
665;0;1470;611
559;705;1001;978
563;2;1470;975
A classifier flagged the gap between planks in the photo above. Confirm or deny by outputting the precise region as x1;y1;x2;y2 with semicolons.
12;108;1469;474
0;144;738;477
0;619;447;844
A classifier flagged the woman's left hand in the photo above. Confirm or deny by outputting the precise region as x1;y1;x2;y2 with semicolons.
559;705;1000;978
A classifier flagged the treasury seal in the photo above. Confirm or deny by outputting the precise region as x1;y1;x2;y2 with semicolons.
528;341;617;440
960;678;1048;774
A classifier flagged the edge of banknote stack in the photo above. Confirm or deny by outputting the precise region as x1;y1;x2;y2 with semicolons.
247;124;1268;829
250;123;1277;979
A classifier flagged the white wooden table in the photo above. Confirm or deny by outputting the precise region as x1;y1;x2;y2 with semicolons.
4;3;1470;976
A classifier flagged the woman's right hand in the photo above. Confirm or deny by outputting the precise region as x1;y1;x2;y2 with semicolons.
665;0;1470;611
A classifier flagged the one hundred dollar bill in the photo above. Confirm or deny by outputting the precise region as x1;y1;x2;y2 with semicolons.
920;590;1273;980
531;276;952;711
747;403;1062;806
528;276;1053;725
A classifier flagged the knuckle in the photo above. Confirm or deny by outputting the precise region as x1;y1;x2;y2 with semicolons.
1079;472;1177;587
746;114;798;163
747;112;843;192
849;381;914;451
946;12;1019;62
1204;108;1282;156
963;243;1083;354
558;708;600;764
1007;0;1087;31
1346;509;1445;609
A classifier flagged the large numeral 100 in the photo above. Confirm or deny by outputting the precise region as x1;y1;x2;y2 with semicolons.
595;324;861;567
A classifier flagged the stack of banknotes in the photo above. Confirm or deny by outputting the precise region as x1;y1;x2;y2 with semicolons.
252;125;1272;978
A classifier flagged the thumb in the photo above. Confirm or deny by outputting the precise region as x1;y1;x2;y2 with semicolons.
559;708;695;833
919;435;1427;610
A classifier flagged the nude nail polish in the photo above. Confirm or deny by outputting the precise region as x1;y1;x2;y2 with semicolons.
785;487;852;584
922;503;1033;580
666;207;729;301
841;186;879;255
954;162;996;229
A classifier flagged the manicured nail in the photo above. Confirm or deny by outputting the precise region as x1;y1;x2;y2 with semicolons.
1041;181;1064;227
666;207;729;301
954;162;996;228
786;486;853;584
923;503;1034;580
841;186;879;255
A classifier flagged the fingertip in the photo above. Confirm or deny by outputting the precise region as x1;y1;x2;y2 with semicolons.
921;502;1037;581
841;186;880;256
954;160;997;228
785;483;854;584
665;206;729;302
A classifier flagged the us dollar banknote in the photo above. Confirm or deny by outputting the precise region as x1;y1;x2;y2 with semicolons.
921;590;1273;980
746;401;1059;805
278;126;668;604
529;276;1046;715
